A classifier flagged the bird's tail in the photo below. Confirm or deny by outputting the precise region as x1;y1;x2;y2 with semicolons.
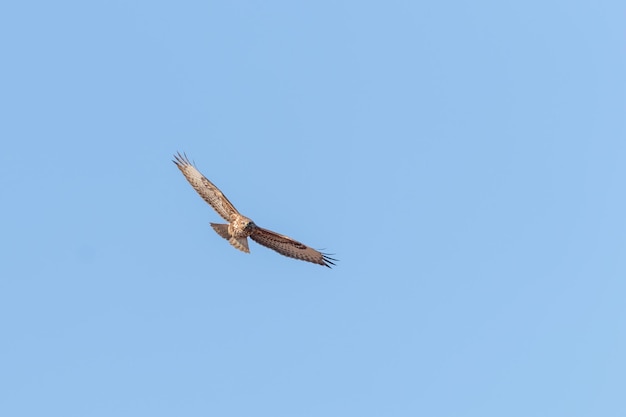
210;223;230;239
210;223;250;253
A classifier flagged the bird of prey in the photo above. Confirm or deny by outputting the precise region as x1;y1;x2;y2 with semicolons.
173;152;336;267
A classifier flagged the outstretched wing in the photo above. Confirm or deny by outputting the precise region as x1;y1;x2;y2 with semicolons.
173;152;239;221
250;227;336;268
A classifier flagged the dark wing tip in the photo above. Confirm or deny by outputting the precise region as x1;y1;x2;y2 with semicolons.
172;151;193;167
320;252;338;268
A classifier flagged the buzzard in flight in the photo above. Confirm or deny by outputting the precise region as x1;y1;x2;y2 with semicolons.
173;152;336;267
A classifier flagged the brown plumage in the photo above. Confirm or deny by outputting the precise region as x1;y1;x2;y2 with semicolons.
173;152;336;268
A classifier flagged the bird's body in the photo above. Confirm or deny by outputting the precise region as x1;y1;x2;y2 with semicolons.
173;152;336;267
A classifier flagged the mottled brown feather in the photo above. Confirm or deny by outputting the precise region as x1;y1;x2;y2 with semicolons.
250;227;336;268
173;152;239;221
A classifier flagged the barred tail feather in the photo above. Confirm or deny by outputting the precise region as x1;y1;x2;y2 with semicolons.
210;223;249;253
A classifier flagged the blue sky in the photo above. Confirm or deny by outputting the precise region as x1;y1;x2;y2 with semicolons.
1;1;625;416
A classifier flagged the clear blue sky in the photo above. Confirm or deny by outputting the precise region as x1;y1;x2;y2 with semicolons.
1;1;625;416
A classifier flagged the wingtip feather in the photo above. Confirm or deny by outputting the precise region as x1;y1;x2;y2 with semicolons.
173;151;193;167
321;253;338;268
